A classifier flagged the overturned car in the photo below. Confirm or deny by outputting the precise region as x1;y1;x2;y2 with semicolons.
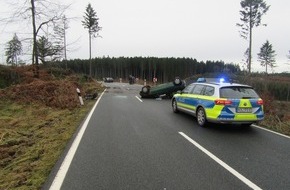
139;77;185;98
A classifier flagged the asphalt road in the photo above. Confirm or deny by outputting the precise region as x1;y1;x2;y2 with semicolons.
44;82;290;190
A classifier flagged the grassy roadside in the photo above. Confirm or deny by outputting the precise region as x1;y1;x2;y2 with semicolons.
261;116;290;136
0;99;97;189
0;65;105;189
260;101;290;136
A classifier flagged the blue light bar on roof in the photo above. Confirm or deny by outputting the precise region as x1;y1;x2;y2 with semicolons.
196;77;230;83
219;78;225;83
197;78;206;82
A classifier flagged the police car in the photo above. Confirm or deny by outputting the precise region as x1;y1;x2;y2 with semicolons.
172;78;264;127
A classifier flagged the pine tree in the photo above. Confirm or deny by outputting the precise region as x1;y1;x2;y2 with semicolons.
257;40;276;73
5;33;22;66
237;0;270;73
37;36;53;64
82;3;101;77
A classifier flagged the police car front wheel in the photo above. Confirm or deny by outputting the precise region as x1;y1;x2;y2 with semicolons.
197;107;207;127
172;99;179;113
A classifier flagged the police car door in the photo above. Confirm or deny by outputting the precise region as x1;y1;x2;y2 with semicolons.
177;84;195;109
187;84;205;114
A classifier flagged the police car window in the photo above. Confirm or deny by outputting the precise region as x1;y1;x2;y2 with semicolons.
220;87;259;99
203;86;214;96
191;84;205;95
182;84;195;94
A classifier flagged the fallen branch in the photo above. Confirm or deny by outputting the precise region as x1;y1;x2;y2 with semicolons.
0;132;7;143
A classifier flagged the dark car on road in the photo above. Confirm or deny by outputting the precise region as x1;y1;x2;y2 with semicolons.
129;75;135;84
103;77;114;83
140;77;185;98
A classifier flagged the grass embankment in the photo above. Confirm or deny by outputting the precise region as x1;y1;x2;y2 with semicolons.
238;75;290;136
0;65;104;189
260;100;290;136
0;101;95;189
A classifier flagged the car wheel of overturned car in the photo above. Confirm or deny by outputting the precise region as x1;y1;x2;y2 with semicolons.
172;99;179;113
141;86;150;94
197;107;207;127
173;77;182;86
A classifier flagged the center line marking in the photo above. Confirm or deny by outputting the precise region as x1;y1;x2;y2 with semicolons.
179;132;262;190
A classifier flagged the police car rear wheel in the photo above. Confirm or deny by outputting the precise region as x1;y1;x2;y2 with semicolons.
241;124;252;127
197;107;207;127
172;99;179;113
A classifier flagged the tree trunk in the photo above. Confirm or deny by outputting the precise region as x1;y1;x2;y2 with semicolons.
31;0;39;78
89;32;92;77
248;6;253;74
64;18;67;70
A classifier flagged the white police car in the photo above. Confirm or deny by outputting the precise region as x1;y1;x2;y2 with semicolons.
172;78;264;127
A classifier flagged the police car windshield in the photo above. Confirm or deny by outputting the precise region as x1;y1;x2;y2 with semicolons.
220;86;259;99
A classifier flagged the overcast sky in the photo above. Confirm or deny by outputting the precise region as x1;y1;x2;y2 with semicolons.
1;0;290;73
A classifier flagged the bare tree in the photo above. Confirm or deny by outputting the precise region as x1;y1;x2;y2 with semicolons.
237;0;270;73
2;0;69;77
30;0;70;77
52;15;70;68
241;48;250;72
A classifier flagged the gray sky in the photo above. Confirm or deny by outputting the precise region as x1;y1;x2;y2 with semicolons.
1;0;290;73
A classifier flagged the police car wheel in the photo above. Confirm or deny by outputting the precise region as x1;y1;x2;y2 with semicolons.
172;99;179;113
241;124;252;127
197;107;207;127
167;93;174;99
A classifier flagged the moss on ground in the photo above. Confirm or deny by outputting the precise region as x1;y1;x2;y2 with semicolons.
0;100;96;189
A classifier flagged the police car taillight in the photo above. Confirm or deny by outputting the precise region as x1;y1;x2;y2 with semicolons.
215;99;232;105
257;99;263;105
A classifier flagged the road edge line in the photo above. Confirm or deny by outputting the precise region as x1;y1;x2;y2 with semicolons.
252;124;290;139
49;90;106;190
179;132;262;190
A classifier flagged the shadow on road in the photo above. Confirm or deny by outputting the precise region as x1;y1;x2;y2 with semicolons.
175;111;257;136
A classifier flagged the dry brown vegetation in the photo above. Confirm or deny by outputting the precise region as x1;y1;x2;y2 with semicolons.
0;65;102;109
0;65;104;189
259;93;290;136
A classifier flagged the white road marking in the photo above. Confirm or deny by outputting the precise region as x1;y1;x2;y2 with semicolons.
135;96;143;102
179;132;262;190
49;90;106;190
114;95;128;99
252;124;290;139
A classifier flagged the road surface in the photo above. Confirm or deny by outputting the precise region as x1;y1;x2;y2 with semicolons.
43;82;290;190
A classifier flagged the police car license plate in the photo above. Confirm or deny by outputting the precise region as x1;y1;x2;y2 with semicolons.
237;108;252;113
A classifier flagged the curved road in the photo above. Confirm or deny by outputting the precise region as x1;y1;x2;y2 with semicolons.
43;82;290;190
